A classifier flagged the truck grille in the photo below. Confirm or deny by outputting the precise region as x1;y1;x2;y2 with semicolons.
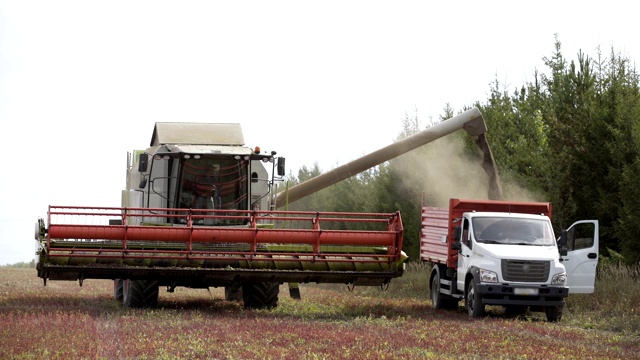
501;260;550;282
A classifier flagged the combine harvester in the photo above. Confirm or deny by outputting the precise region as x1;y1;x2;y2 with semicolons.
34;108;492;309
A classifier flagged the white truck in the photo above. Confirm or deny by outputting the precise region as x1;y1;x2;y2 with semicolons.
421;197;599;321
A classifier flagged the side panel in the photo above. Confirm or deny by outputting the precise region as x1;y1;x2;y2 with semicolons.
562;220;599;293
420;206;450;265
121;190;145;226
250;160;270;210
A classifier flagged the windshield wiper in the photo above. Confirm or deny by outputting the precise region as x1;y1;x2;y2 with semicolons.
513;242;539;246
478;240;502;244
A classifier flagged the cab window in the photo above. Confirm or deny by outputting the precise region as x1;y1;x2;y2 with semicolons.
462;218;471;249
566;222;595;251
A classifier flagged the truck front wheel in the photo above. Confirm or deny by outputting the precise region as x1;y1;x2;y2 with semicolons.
545;305;563;322
466;281;485;317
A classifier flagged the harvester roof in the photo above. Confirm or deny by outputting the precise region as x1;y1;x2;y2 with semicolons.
151;122;245;146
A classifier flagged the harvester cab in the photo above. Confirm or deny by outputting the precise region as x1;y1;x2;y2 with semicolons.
125;122;285;217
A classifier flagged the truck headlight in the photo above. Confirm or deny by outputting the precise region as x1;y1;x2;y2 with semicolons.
552;272;567;285
479;269;498;283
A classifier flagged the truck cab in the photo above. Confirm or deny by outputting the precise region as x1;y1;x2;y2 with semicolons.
422;198;599;322
454;212;598;321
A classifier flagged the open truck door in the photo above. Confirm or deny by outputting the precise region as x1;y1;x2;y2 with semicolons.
560;220;599;293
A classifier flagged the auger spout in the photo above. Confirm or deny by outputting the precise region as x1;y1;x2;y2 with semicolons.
275;107;502;207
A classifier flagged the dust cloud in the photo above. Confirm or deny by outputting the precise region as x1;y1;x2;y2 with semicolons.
394;135;541;208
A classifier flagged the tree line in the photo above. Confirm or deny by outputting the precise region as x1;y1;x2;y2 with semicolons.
1;259;36;268
279;37;640;265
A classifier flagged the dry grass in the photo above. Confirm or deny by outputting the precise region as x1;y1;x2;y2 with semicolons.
0;265;638;359
564;263;640;333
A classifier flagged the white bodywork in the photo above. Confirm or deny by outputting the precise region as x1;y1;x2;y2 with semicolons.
562;220;600;293
456;212;599;294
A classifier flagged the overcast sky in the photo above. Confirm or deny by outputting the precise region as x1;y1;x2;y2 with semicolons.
0;1;636;265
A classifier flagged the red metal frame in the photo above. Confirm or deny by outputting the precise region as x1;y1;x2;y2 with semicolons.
420;196;552;268
45;206;404;265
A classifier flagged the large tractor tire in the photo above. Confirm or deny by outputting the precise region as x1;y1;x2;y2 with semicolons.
114;279;124;302
242;282;279;309
224;284;243;302
122;279;159;308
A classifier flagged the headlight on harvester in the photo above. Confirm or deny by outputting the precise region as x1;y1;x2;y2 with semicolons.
479;269;498;283
552;272;567;285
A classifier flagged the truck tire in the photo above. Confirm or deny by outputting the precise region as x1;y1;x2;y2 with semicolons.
242;282;279;309
123;279;159;308
545;305;563;322
114;279;124;302
430;274;458;310
466;280;485;317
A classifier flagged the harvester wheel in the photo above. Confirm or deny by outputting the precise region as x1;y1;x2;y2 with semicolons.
224;284;243;302
123;279;159;308
114;279;124;302
242;282;279;309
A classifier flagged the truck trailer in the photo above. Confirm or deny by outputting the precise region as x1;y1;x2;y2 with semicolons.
421;196;599;321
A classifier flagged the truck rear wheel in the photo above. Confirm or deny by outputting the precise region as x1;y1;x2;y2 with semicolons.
430;274;458;310
123;279;159;308
466;280;485;317
545;305;563;322
114;279;124;302
242;282;279;309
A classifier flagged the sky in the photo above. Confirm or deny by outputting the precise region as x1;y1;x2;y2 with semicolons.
0;1;637;265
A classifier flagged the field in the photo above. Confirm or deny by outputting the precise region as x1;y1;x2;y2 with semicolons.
1;264;639;359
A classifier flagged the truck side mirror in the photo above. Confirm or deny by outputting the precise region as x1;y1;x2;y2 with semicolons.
451;241;461;251
277;157;286;176
138;153;149;172
558;230;568;256
453;225;461;241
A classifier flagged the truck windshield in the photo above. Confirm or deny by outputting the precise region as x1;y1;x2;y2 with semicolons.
472;217;555;246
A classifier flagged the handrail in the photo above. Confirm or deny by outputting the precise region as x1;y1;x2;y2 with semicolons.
43;206;404;267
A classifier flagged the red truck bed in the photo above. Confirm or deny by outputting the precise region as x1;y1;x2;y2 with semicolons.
420;197;552;268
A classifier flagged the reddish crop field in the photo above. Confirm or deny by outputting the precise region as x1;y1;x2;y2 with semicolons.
1;268;638;359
